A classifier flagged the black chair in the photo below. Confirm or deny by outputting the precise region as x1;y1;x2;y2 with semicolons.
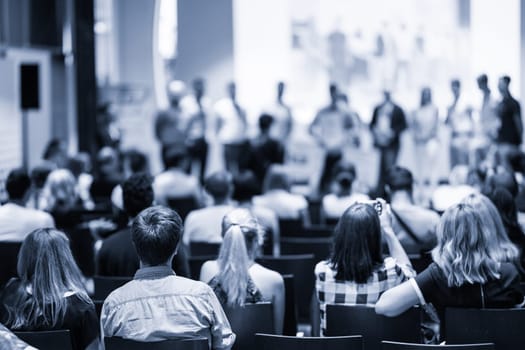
279;218;303;237
15;330;73;350
105;337;209;350
445;308;525;350
325;305;421;350
301;225;334;238
189;242;221;256
93;276;132;300
256;254;316;322
188;255;216;280
408;253;432;274
93;299;104;319
382;341;495;350
256;333;363;350
0;241;22;288
281;274;298;336
166;196;199;221
224;302;274;350
280;236;332;262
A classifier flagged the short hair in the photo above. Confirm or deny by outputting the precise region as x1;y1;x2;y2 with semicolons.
161;143;187;169
131;206;183;266
123;173;154;217
329;203;382;283
385;166;413;192
477;74;488;85
501;75;511;85
258;114;274;132
123;149;149;174
204;171;233;201
6;168;31;200
484;171;518;198
42;139;64;161
451;79;461;88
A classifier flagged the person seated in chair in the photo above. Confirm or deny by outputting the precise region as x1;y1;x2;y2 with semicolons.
101;206;235;349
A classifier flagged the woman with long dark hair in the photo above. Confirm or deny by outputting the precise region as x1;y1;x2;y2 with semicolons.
0;228;101;350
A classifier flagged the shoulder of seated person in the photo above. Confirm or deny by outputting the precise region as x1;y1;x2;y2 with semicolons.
252;264;283;281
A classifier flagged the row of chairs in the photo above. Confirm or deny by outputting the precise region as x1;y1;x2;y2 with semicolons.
12;330;496;350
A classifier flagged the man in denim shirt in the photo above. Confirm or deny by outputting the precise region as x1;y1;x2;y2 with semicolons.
101;206;235;349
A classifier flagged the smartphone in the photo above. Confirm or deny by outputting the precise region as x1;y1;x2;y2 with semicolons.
361;200;383;216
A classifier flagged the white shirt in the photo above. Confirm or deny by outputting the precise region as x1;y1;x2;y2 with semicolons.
214;98;246;144
252;190;308;219
263;103;292;141
183;205;236;246
431;185;478;212
322;193;370;219
0;203;55;242
153;169;200;206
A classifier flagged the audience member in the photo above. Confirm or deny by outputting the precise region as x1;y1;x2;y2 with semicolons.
496;76;522;167
375;204;524;334
252;167;307;220
26;163;53;210
385;166;439;253
214;82;248;175
370;90;408;194
67;153;94;209
200;208;285;334
0;322;37;350
153;142;201;207
0;168;54;242
315;201;414;334
101;206;235;348
431;165;477;212
42;138;68;169
183;172;236;247
96;103;121;150
89;147;122;209
97;174;189;277
0;228;101;350
111;149;149;210
322;161;369;220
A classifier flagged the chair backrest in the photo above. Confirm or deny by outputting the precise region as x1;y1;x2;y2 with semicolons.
15;330;73;350
280;236;332;262
256;333;363;350
445;308;525;350
325;305;421;350
166;196;199;221
256;254;316;322
302;225;333;238
382;341;495;350
105;337;209;350
408;253;433;274
93;276;132;300
281;274;298;336
188;255;216;280
279;218;303;237
93;299;104;319
224;302;274;350
0;241;22;288
189;242;221;256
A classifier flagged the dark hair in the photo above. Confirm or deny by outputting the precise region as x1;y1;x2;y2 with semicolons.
484;171;518;198
258;114;274;132
451;79;461;88
486;187;525;249
501;76;511;85
330;203;383;283
131;206;182;266
6;168;31;200
385;166;413;192
30;165;53;189
123;149;149;174
331;161;356;191
161;143;187;169
123;173;154;217
42;139;64;161
204;171;233;201
477;74;488;85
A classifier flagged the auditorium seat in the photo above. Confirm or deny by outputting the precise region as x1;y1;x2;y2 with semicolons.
15;330;73;350
0;241;22;288
256;333;363;350
189;242;221;256
93;276;132;300
280;236;332;262
382;341;495;350
325;305;421;350
445;308;525;350
188;255;216;280
279;218;304;237
166;196;199;221
105;337;208;350
224;302;274;350
281;274;298;336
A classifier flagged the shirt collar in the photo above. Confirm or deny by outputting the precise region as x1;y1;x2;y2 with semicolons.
134;265;176;280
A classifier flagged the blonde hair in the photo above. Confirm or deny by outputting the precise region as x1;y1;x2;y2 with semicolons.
432;203;500;287
42;169;78;212
217;208;263;307
5;228;90;329
461;193;519;263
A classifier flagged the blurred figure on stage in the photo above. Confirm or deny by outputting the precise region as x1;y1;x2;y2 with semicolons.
496;75;523;169
154;80;187;149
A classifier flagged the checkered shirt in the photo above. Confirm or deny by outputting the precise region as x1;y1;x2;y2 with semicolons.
315;257;415;334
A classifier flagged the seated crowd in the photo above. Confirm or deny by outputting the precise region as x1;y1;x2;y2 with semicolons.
1;96;525;348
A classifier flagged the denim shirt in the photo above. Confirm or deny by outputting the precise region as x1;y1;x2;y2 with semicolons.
101;265;235;349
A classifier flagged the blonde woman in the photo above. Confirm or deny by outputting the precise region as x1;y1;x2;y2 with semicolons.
200;208;285;334
376;203;524;321
0;228;101;349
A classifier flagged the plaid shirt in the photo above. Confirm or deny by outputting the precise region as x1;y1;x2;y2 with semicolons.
315;257;415;334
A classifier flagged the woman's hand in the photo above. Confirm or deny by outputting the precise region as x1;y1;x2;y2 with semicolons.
376;198;393;232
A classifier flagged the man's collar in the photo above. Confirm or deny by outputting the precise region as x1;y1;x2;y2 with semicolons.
134;265;175;280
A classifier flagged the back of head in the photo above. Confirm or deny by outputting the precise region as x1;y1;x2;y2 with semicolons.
6;168;31;200
96;146;119;176
123;173;154;217
385;166;413;193
461;193;518;263
330;203;382;283
10;228;88;328
161;142;187;170
262;167;291;193
218;208;263;307
123;149;149;175
131;206;182;266
258;114;274;133
432;203;500;287
204;171;233;203
43;169;78;212
42;139;66;162
484;171;518;198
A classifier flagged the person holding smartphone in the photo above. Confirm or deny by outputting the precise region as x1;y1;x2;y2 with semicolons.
314;200;414;335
